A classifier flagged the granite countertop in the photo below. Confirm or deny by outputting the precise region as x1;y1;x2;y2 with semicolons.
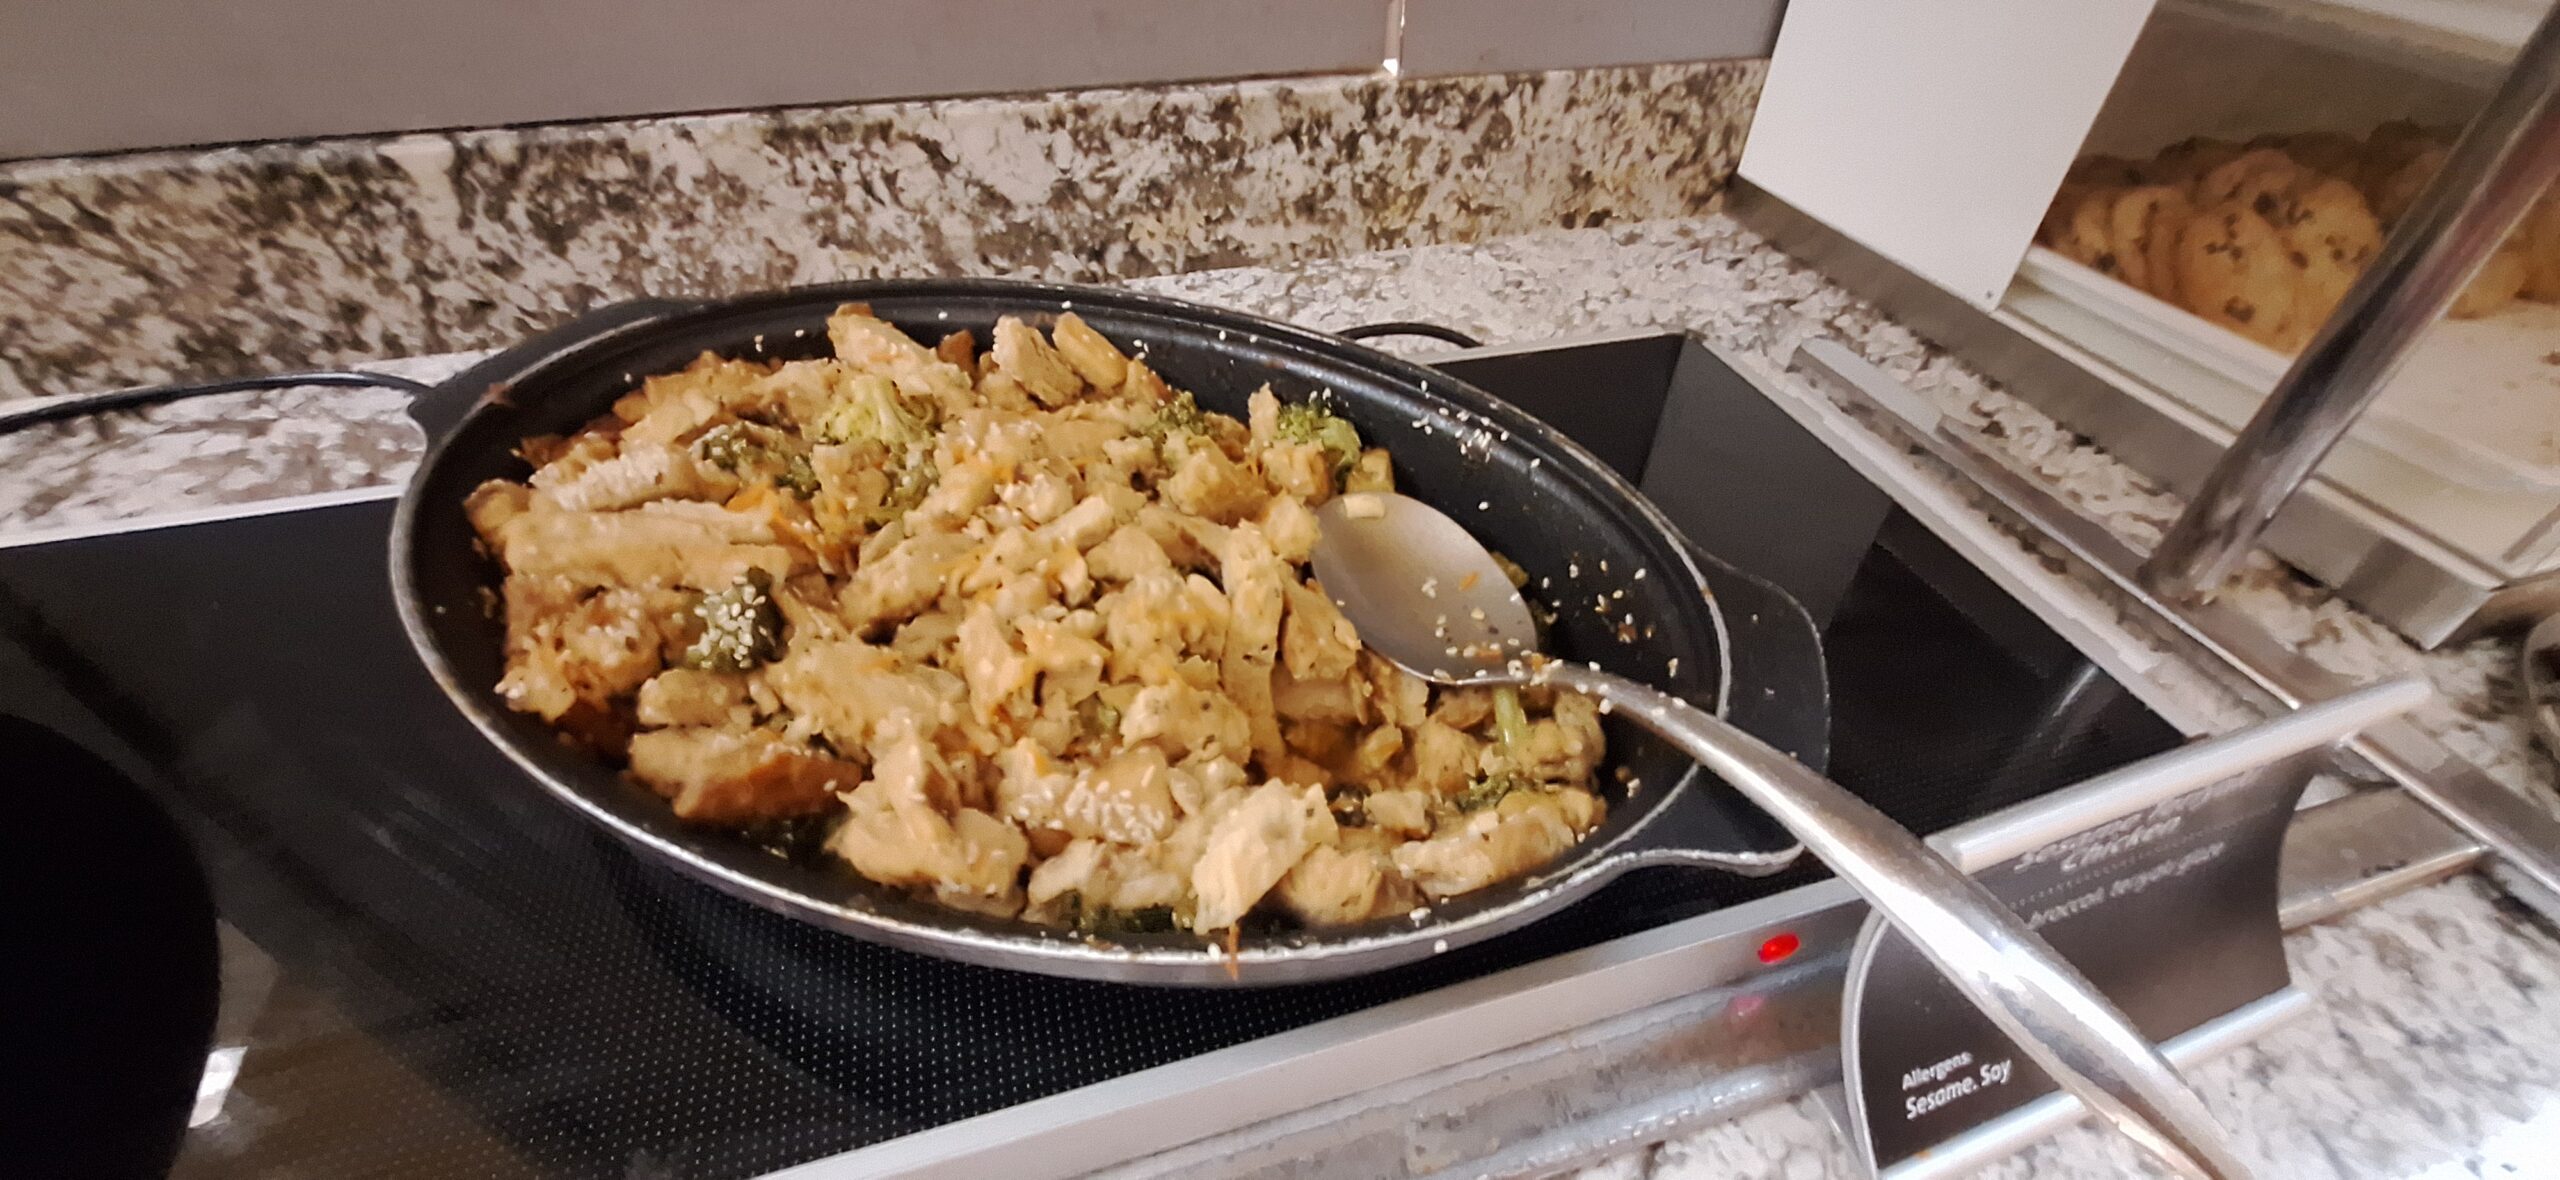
5;215;2556;1179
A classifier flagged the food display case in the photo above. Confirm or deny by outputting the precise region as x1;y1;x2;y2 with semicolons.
1734;0;2560;647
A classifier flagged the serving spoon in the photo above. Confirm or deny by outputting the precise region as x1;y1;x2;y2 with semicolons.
1310;492;2252;1180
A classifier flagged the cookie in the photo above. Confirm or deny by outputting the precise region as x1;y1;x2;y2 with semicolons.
2355;120;2439;199
2060;185;2128;276
2451;245;2528;319
2175;200;2299;347
2041;182;2092;246
2066;154;2150;187
2270;130;2362;178
2274;177;2385;268
2148;136;2248;188
2277;246;2358;352
2518;194;2560;302
2262;178;2384;351
2108;185;2195;298
2195;148;2312;219
2375;145;2448;226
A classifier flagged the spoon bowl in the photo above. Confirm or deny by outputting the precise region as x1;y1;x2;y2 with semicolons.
1311;492;1539;683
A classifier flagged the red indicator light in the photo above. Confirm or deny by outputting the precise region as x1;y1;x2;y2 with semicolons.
1757;932;1800;964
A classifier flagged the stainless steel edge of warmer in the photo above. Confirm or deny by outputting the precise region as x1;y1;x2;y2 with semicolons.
1084;790;2439;1180
1727;180;2560;647
781;779;2435;1180
1790;338;2560;908
764;880;1871;1180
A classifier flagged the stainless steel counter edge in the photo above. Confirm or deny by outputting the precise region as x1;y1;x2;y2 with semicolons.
1789;338;2557;910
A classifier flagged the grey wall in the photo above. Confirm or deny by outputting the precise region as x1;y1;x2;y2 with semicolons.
1398;0;1784;76
0;0;1391;159
0;0;1784;160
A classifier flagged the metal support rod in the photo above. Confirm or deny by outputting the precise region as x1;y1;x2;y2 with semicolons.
2139;6;2560;599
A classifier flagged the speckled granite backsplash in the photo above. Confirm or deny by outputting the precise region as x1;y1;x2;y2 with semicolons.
0;59;1762;401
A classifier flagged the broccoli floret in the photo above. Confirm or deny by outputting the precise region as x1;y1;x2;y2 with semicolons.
1141;390;1207;438
1059;892;1180;937
859;452;937;526
1275;399;1362;477
680;571;782;672
695;423;818;499
811;373;935;450
1074;694;1123;741
776;452;818;497
1455;772;1529;813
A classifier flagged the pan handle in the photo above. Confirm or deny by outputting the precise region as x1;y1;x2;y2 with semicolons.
1538;660;2258;1180
406;297;701;443
0;370;434;436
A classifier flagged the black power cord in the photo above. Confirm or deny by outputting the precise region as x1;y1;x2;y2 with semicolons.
0;370;435;435
1335;321;1486;349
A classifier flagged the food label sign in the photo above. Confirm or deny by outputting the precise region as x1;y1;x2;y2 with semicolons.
1840;755;2310;1174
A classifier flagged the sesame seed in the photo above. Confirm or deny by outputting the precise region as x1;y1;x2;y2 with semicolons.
1420;578;1438;598
1667;657;1681;676
1634;568;1647;581
1598;699;1614;714
1469;607;1486;621
1477;501;1490;511
1433;939;1449;953
1569;563;1581;577
1599;560;1610;573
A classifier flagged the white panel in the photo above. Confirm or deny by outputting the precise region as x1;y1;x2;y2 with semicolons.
1739;0;2159;307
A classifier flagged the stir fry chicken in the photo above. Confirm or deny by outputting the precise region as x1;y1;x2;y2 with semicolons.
471;306;1606;935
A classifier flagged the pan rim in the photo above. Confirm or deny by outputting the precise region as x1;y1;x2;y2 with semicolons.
389;277;1765;984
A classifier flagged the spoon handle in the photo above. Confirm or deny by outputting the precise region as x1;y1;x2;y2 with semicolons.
1544;662;2252;1180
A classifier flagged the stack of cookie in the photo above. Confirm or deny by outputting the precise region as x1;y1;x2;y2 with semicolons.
2039;122;2560;352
